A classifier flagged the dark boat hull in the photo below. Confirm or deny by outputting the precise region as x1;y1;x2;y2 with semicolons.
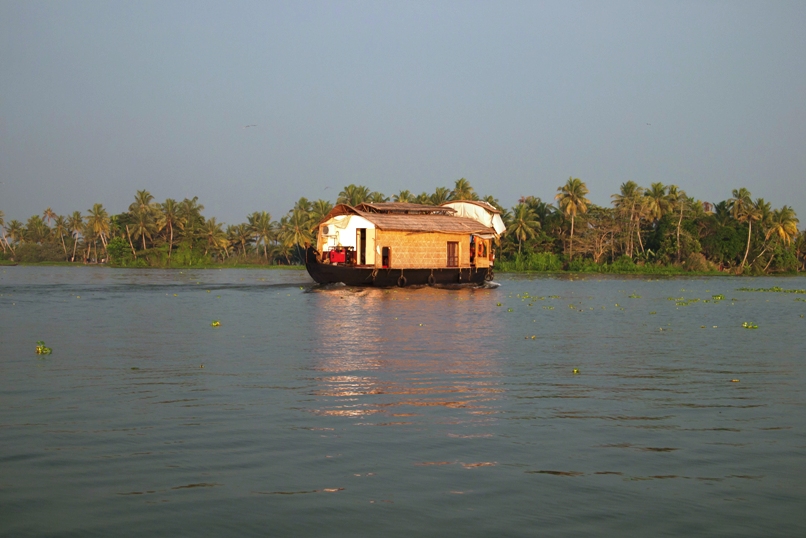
305;247;492;287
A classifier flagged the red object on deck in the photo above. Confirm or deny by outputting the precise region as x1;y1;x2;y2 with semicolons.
329;250;346;264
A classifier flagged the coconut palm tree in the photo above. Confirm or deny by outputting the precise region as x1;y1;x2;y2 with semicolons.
53;215;69;258
765;205;800;247
25;215;50;244
67;211;83;261
248;211;275;261
643;182;669;224
179;197;205;243
5;219;24;253
393;190;414;203
368;191;389;203
611;181;644;258
130;207;155;251
280;208;313;262
666;185;688;263
508;203;540;253
430;187;451;205
201;218;228;258
482;195;505;212
729;189;762;271
310;199;334;225
0;210;7;253
450;178;477;201
414;192;431;205
156;199;184;264
337;185;372;206
555;177;590;260
85;203;110;260
230;223;253;258
130;190;155;214
43;207;57;227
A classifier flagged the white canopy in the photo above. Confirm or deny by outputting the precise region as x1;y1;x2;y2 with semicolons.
441;201;507;236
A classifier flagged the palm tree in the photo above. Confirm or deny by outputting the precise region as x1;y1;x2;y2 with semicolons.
231;223;253;257
482;195;505;212
756;205;800;272
201;218;228;258
280;208;313;262
85;204;110;260
765;206;799;246
43;207;57;226
179;196;205;244
450;178;477;201
130;207;155;251
368;191;389;203
128;190;157;251
430;187;451;205
0;210;7;253
393;190;414;203
508;204;540;253
156;198;184;264
25;215;50;244
611;181;644;258
130;190;155;214
294;197;313;213
666;185;688;263
248;211;275;261
555;177;590;260
53;215;69;258
729;188;759;271
68;211;83;261
310;199;334;224
337;185;372;207
643;182;669;223
6;220;24;253
414;192;431;205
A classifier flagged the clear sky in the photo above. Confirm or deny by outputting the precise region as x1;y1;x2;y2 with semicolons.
2;0;804;226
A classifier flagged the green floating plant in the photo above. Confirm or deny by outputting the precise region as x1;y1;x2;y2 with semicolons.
737;286;806;294
741;321;758;330
35;341;52;355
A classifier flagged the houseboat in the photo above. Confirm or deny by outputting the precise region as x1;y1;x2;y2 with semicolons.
305;200;506;287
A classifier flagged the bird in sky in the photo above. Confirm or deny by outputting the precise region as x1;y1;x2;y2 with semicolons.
243;124;257;128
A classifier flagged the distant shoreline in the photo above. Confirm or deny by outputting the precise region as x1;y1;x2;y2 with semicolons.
3;260;803;277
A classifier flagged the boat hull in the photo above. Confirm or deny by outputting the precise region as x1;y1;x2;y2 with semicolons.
305;247;491;287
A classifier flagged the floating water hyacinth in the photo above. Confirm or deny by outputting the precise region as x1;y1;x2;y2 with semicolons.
737;286;806;294
712;294;725;300
35;341;52;355
628;293;641;299
211;320;221;327
741;321;758;329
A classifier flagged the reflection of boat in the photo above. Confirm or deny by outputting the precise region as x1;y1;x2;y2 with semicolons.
305;201;506;287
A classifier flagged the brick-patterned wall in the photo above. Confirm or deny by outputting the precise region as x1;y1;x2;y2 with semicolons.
376;231;470;269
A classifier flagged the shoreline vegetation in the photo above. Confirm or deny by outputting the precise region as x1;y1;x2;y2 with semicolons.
1;179;803;275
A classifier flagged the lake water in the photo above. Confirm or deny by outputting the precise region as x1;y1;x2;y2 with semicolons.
1;266;805;537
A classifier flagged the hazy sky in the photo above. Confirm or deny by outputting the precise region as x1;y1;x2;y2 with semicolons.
2;1;804;226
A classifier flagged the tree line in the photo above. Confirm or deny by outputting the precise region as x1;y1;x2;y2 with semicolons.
1;178;803;273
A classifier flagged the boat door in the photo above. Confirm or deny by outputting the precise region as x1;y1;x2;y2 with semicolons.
357;229;367;265
356;228;375;266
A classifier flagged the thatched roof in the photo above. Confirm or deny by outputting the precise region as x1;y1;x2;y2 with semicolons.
355;202;455;214
359;212;494;234
321;204;497;235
